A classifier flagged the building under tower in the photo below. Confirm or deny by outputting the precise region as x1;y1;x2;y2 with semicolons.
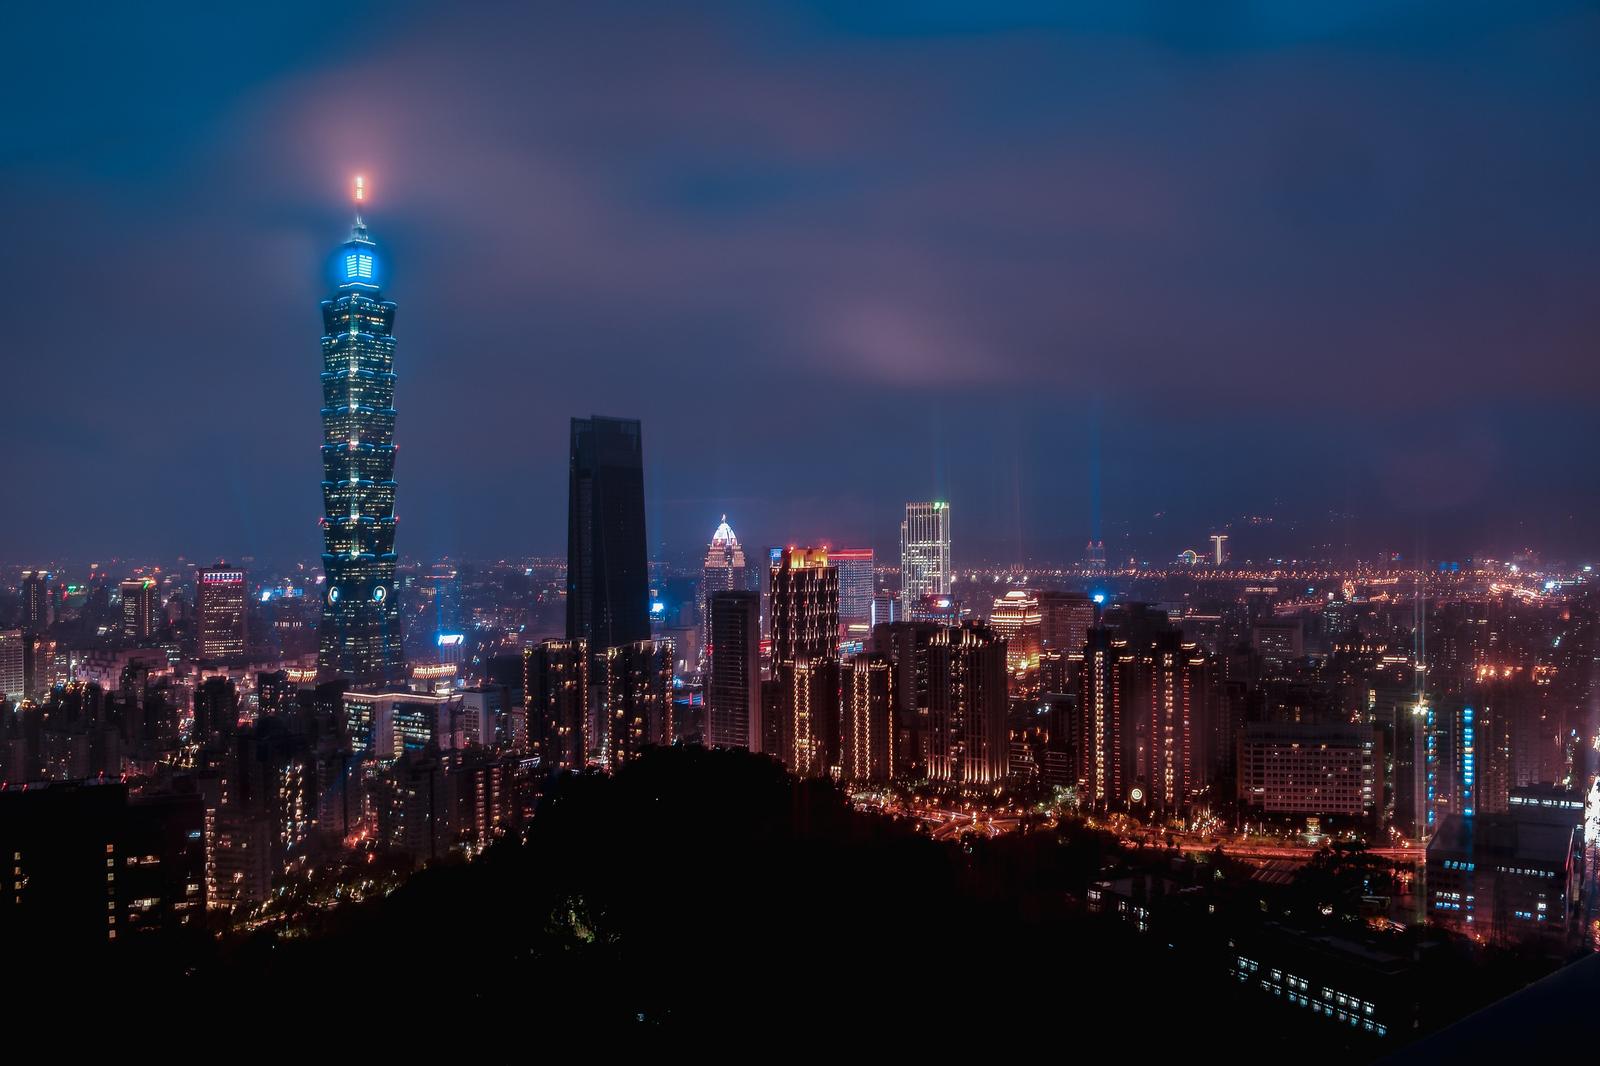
317;178;405;686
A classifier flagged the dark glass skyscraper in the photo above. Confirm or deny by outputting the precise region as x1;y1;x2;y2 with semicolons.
21;571;53;633
707;589;761;752
566;416;650;651
318;183;404;685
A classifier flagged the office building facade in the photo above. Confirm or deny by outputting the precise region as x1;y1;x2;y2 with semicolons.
120;578;158;640
196;563;247;660
900;501;951;617
831;548;875;625
1237;721;1378;820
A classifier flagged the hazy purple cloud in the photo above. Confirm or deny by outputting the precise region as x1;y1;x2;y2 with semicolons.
2;1;1596;565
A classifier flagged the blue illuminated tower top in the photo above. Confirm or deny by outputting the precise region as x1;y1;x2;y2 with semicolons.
330;177;385;292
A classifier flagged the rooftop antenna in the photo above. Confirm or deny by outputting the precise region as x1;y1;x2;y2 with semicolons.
352;174;368;238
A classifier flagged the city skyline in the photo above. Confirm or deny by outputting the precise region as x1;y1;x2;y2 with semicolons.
2;4;1597;1047
4;3;1598;566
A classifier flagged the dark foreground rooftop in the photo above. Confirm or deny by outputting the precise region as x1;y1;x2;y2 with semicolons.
1385;951;1600;1061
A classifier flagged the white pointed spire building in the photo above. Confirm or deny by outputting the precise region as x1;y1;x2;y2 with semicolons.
701;515;748;654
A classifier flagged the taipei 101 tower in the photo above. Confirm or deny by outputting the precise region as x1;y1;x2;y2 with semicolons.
317;177;405;685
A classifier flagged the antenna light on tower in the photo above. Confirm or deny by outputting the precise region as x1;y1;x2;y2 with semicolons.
354;175;365;202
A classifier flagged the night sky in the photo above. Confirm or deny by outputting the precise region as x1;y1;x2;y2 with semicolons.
4;2;1597;568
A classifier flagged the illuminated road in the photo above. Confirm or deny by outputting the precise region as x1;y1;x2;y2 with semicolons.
1166;840;1425;865
927;815;1022;841
864;800;1426;866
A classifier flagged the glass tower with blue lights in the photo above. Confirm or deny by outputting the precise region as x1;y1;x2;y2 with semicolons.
317;182;405;685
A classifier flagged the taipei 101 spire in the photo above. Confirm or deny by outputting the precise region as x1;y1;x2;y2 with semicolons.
317;176;405;685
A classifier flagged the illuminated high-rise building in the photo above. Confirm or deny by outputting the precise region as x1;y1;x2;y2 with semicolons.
769;547;839;777
567;416;650;652
831;548;874;626
1451;702;1479;819
872;620;941;777
926;624;1009;786
317;177;404;686
842;653;895;782
604;638;674;768
700;515;747;645
900;502;950;617
195;563;247;660
0;630;23;704
706;590;761;752
524;639;589;772
21;571;53;632
120;578;157;641
770;549;838;676
1474;672;1556;808
1078;626;1127;807
1131;630;1205;812
870;591;898;628
989;589;1041;677
1077;611;1212;813
1389;697;1430;838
